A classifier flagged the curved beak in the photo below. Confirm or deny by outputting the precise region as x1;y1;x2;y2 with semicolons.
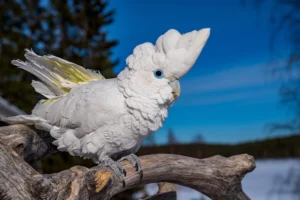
168;80;181;99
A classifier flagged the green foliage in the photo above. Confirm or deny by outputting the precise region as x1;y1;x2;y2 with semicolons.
0;0;118;113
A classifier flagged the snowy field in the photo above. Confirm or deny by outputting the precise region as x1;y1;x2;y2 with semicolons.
144;159;300;200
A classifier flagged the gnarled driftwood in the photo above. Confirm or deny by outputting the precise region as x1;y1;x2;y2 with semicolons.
0;125;256;200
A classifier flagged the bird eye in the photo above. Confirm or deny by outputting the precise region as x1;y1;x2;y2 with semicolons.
153;69;164;79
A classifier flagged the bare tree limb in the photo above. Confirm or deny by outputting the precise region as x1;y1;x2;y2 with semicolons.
0;125;256;200
0;124;57;163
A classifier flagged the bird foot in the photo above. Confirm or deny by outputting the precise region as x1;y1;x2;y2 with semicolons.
118;153;143;179
98;156;126;187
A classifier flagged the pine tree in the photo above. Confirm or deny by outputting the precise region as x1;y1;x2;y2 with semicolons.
168;128;177;153
168;128;177;145
0;0;118;113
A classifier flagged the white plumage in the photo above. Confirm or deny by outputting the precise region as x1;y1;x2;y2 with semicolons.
3;28;210;174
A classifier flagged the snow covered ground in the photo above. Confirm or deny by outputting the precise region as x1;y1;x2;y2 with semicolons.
144;159;300;200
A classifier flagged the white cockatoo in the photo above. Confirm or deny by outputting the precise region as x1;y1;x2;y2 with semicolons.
2;28;210;184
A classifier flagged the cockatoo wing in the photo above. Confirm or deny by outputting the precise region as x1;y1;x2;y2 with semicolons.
2;79;125;138
32;79;125;135
11;49;105;98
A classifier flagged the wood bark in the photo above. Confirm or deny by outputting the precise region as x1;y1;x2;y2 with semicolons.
0;125;56;164
143;182;177;200
0;125;256;200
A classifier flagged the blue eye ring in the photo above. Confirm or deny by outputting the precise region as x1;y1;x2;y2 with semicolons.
153;69;164;79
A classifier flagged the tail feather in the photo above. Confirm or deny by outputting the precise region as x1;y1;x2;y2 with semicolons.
1;115;47;125
31;80;56;99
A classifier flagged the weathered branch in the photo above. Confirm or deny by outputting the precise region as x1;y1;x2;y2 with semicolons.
143;182;177;200
0;125;256;200
0;124;57;163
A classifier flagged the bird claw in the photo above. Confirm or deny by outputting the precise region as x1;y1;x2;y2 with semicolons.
118;153;143;179
99;156;126;187
95;154;142;187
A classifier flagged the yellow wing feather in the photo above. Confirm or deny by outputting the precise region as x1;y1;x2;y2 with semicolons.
11;49;105;99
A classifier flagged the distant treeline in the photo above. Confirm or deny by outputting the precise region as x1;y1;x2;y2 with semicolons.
138;134;300;159
41;134;300;174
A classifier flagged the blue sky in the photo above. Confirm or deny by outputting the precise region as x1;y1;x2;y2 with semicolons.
106;0;293;144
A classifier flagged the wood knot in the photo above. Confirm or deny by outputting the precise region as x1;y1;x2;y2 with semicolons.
229;154;256;174
95;170;112;193
70;166;88;176
11;151;19;157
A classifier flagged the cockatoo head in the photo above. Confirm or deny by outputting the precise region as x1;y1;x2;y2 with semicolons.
118;28;210;105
